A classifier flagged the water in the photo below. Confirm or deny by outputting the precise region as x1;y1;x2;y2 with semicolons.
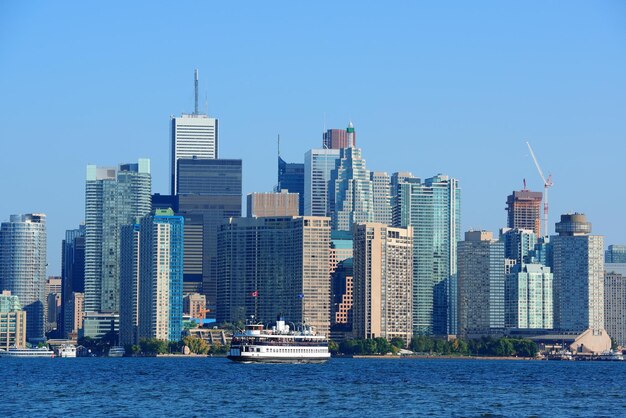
1;357;624;417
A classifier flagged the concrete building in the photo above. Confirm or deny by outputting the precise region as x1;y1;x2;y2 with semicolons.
353;223;413;344
45;277;62;332
370;171;392;225
217;216;331;336
247;191;299;217
61;225;85;337
176;158;242;313
184;293;206;318
457;231;505;338
505;190;543;236
277;156;305;216
66;292;84;336
394;175;461;336
606;245;626;263
0;213;47;342
84;161;151;314
506;263;553;329
81;312;119;339
328;147;374;231
331;258;354;336
604;269;626;347
304;149;340;217
551;213;604;333
0;291;26;349
322;123;356;149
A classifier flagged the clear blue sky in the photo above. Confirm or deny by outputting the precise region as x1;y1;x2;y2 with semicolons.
1;1;625;275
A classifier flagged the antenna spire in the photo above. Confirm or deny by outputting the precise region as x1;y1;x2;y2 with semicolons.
194;68;199;115
277;134;281;158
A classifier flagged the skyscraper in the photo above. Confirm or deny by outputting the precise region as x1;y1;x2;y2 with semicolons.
84;160;151;314
170;70;218;195
0;214;47;341
500;228;537;265
247;191;299;217
604;270;626;347
505;190;543;236
370;171;392;225
176;158;242;311
551;213;604;333
304;149;340;217
395;175;461;336
322;123;356;149
457;231;505;338
506;263;553;330
277;157;305;216
61;225;85;337
605;244;626;263
217;216;331;336
328;147;374;231
352;223;413;344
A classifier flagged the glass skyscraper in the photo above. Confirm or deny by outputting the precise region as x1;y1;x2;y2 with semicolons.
277;156;305;215
304;149;340;217
61;225;85;337
0;213;47;341
395;174;461;336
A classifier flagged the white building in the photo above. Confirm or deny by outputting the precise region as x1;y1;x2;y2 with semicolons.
506;263;553;329
370;172;392;226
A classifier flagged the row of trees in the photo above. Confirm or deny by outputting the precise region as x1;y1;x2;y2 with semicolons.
123;336;229;356
332;336;538;358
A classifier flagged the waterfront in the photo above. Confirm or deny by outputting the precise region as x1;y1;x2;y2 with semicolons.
2;357;625;417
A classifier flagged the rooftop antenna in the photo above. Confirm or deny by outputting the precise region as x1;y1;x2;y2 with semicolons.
277;134;281;158
194;68;199;115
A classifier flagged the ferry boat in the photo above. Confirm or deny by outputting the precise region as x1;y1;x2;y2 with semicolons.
597;350;624;361
57;344;77;358
107;346;126;357
227;318;330;363
0;347;55;358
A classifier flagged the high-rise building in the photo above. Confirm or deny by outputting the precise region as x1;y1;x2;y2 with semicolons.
328;147;374;231
61;226;85;337
66;292;84;336
322;123;356;149
247;191;299;217
137;210;184;342
506;263;553;329
604;270;626;347
170;70;218;195
0;213;47;341
119;223;140;346
183;293;206;318
551;213;604;333
277;157;305;216
44;277;62;333
84;160;151;314
390;172;417;226
500;228;537;265
217;216;331;336
395;175;460;336
370;172;392;225
0;291;26;349
176;158;242;312
605;245;626;263
457;231;505;338
331;258;354;338
304;149;340;217
505;190;543;236
352;223;413;344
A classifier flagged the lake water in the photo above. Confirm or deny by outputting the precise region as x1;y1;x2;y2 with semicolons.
2;357;624;417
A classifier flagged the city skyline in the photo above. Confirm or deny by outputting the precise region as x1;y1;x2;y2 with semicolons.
1;2;625;276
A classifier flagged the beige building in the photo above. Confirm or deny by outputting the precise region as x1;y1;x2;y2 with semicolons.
605;270;626;347
66;292;85;336
0;291;27;349
247;191;299;217
353;223;413;344
184;293;207;318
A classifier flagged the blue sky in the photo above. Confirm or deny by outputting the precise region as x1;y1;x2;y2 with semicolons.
1;1;625;275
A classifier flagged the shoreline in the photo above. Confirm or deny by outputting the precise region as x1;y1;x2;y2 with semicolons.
349;355;538;361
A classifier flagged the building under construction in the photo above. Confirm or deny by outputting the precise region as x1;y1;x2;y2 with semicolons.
506;190;543;236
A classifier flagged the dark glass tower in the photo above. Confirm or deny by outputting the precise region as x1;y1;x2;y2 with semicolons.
277;157;304;216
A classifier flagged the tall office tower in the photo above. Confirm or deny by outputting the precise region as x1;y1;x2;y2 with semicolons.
119;223;140;346
499;228;537;265
247;191;299;217
138;210;184;342
277;157;305;216
322;123;356;149
330;258;354;339
0;214;47;341
170;69;218;195
44;277;62;333
176;158;242;312
66;292;84;336
353;223;413;344
395;175;461;336
328;147;374;231
552;213;604;332
61;226;85;337
506;263;553;329
606;245;626;263
84;160;151;314
390;171;417;226
604;270;626;347
505;190;543;236
304;149;340;217
0;291;26;349
330;230;353;270
217;216;331;336
457;231;505;338
370;172;392;225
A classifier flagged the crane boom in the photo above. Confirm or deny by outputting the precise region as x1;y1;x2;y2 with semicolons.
526;142;547;184
526;141;553;237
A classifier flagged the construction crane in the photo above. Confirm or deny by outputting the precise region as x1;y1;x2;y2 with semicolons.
526;142;553;237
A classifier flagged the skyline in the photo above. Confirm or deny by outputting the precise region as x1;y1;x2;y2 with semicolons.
1;2;626;275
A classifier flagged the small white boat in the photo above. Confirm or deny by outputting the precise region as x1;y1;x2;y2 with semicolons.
57;344;77;358
598;350;624;361
0;347;55;358
107;346;126;357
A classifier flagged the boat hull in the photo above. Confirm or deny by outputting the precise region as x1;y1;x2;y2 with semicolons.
227;354;329;364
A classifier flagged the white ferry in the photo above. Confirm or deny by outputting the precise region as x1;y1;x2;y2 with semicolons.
57;344;77;358
227;319;330;363
0;347;55;358
597;350;624;361
107;346;126;357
